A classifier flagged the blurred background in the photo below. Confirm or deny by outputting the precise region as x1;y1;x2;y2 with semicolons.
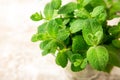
0;0;120;80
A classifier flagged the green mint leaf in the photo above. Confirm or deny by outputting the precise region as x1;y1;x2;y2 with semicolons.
77;0;91;7
82;19;103;45
51;0;61;9
70;54;83;63
56;51;68;68
43;40;57;51
40;39;51;50
57;29;70;41
44;3;54;20
30;12;43;21
77;0;83;3
109;2;120;17
80;58;87;69
105;45;120;67
72;35;88;53
112;39;120;48
108;25;120;35
38;22;48;33
91;6;104;17
70;19;85;33
104;64;113;73
90;0;106;7
71;63;82;72
74;8;90;18
55;18;63;26
70;54;87;72
31;34;39;42
42;50;50;56
40;39;57;55
58;2;77;14
47;20;59;38
97;11;107;22
87;46;109;71
63;19;70;25
82;0;92;7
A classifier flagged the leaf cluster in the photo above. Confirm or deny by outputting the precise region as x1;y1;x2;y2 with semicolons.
31;0;120;72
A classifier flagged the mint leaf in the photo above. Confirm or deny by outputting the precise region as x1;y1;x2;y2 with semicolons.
38;22;48;33
97;11;107;22
80;58;87;69
71;54;83;63
56;51;68;68
74;8;90;18
77;0;92;7
70;54;83;72
51;0;61;9
58;2;77;14
72;35;88;53
82;19;103;45
70;19;85;33
57;29;70;41
47;20;59;38
30;12;43;21
40;39;57;55
40;39;51;50
108;25;120;35
71;63;82;72
87;46;109;71
44;3;54;20
31;34;39;42
91;6;104;17
105;45;120;67
82;0;92;7
109;2;120;17
112;39;120;48
90;0;106;7
70;54;87;72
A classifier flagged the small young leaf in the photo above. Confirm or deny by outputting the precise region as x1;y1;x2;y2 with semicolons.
71;63;82;72
70;54;83;72
44;3;54;20
91;6;104;17
70;54;87;72
97;11;107;22
70;19;85;33
58;2;77;14
56;51;68;68
31;34;39;42
71;54;83;63
87;46;109;71
30;12;43;21
51;0;61;9
80;58;87;69
82;19;103;45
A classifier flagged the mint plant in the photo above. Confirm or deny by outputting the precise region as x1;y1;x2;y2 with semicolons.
31;0;120;72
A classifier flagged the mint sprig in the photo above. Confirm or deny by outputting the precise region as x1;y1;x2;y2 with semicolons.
31;0;120;72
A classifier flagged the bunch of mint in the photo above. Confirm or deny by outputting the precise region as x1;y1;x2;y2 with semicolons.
31;0;120;72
